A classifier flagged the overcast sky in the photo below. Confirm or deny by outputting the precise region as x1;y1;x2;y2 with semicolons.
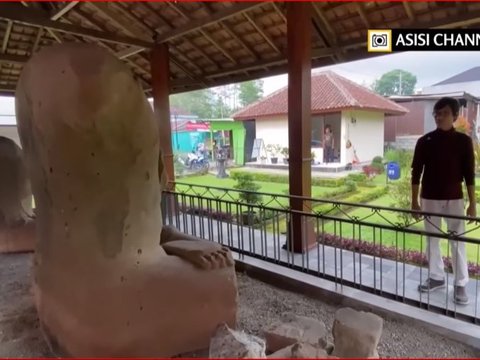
2;51;480;124
263;51;480;95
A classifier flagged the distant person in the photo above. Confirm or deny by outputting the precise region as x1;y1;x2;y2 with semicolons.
346;140;359;170
411;97;476;305
323;125;334;163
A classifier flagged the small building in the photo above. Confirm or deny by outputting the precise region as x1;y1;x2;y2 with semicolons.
422;67;480;98
387;92;479;149
232;71;407;167
206;118;246;166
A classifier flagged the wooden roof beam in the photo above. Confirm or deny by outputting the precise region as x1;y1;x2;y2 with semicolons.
31;27;43;53
271;3;286;24
0;3;153;48
51;2;79;21
0;53;29;64
403;2;415;21
243;13;280;54
205;40;364;79
356;3;371;28
1;20;12;53
195;1;255;62
87;2;149;42
219;21;258;61
312;3;337;43
167;3;237;65
155;2;263;43
144;3;220;69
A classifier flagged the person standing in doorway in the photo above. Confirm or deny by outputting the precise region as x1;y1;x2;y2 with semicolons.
411;97;476;305
323;125;334;163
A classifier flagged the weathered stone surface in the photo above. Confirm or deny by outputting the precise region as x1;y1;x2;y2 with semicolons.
209;324;266;358
262;313;328;353
332;307;383;358
0;136;33;227
268;343;328;358
16;43;238;357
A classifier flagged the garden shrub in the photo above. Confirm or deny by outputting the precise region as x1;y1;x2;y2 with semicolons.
318;233;480;277
230;170;345;187
231;172;262;205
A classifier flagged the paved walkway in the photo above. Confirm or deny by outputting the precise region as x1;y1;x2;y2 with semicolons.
165;212;480;322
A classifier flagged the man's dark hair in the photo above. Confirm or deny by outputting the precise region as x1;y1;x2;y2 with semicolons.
433;97;460;117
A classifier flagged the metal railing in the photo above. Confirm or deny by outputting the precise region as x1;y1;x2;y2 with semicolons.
162;182;480;324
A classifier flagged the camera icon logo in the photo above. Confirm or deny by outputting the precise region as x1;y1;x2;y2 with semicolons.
367;30;392;52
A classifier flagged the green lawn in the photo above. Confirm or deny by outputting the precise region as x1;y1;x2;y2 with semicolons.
323;194;480;263
175;174;335;210
174;173;480;263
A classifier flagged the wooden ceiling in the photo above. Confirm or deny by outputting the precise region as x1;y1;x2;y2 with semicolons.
0;1;479;96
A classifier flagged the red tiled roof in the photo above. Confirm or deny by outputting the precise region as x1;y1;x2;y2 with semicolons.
232;71;408;120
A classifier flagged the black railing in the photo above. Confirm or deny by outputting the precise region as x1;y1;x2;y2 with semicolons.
162;182;480;325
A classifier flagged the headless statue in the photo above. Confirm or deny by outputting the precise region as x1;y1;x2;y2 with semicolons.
0;136;35;253
15;43;238;357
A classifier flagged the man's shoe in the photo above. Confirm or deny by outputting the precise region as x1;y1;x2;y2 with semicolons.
454;286;469;305
418;278;445;293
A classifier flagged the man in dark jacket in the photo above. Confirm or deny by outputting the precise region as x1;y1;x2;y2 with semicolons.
411;97;476;305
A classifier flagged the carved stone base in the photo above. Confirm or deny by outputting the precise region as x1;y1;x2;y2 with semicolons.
0;221;35;254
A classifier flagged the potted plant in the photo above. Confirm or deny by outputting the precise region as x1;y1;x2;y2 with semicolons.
281;147;289;164
232;172;262;226
266;144;281;164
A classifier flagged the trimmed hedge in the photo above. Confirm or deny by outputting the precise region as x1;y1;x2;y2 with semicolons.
346;173;367;182
318;233;480;277
313;186;388;215
230;170;345;187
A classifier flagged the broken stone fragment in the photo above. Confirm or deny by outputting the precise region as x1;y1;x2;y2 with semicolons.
268;342;329;358
262;313;328;353
209;324;266;358
332;307;383;358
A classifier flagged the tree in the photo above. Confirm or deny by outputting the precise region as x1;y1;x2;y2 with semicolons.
373;69;417;96
238;80;264;107
169;89;215;119
453;115;472;135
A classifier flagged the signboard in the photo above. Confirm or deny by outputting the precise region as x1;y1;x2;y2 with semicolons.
251;138;264;160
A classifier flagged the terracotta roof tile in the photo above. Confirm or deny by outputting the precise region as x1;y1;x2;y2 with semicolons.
232;71;408;120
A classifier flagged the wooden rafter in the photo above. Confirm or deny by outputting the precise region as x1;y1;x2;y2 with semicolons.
2;21;12;53
85;3;154;59
87;2;148;41
271;3;286;24
167;3;237;65
312;3;336;43
77;4;206;87
51;2;79;21
356;3;371;28
243;12;280;54
204;39;364;79
219;21;258;60
31;27;43;53
0;53;28;63
0;3;153;48
403;2;415;21
141;2;219;70
155;2;262;43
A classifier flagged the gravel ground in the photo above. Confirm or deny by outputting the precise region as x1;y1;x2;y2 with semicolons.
0;253;479;358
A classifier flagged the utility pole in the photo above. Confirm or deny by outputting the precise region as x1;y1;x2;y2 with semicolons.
399;71;403;95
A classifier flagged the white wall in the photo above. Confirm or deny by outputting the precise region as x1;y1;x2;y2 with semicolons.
342;110;384;164
254;116;289;152
422;81;480;97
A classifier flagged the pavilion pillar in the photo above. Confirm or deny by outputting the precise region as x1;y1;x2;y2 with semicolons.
287;2;315;253
151;43;175;190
